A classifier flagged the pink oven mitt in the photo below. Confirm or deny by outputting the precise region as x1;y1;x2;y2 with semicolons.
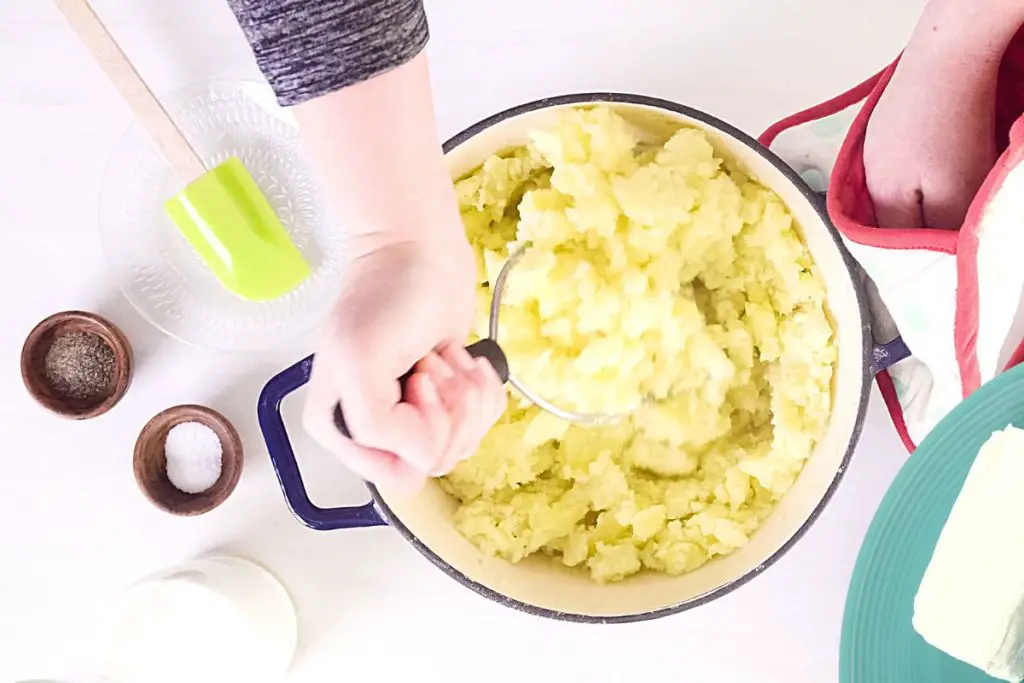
760;37;1024;451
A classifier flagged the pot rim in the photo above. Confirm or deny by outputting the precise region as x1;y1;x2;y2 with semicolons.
369;91;873;623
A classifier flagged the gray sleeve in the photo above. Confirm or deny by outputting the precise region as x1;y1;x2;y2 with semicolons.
226;0;429;107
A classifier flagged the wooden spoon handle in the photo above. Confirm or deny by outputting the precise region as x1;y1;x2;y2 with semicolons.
54;0;207;182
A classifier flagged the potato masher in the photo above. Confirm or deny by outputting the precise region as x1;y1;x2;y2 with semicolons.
332;247;627;437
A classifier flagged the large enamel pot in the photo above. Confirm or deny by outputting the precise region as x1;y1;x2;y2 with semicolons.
258;93;909;623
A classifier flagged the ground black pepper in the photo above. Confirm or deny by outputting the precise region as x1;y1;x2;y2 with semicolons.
44;331;116;400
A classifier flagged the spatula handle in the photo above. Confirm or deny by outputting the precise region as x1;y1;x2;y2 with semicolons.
54;0;207;182
332;338;510;439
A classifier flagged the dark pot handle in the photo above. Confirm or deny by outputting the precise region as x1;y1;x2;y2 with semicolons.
332;338;509;438
258;355;388;530
871;337;911;375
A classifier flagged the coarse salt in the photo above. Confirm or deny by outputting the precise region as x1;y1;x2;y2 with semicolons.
164;421;223;494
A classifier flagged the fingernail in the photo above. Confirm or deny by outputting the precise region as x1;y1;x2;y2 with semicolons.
429;458;452;477
430;453;457;477
450;345;476;372
419;374;441;405
423;353;455;380
476;356;497;378
431;461;460;478
433;449;472;478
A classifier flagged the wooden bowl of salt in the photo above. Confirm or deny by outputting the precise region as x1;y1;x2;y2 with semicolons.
133;404;243;516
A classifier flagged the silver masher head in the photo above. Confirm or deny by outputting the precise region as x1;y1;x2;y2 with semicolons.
487;245;641;427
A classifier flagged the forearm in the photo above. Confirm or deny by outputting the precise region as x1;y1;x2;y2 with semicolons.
292;51;456;241
227;0;457;244
909;0;1024;66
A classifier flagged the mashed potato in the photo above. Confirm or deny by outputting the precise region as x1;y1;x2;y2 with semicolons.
443;106;836;583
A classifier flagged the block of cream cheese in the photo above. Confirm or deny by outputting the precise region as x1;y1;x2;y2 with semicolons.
913;425;1024;682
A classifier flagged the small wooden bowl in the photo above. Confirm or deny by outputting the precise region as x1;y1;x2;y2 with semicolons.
133;404;244;516
20;310;133;419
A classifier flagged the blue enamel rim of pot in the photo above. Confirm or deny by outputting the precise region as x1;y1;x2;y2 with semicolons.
257;92;909;623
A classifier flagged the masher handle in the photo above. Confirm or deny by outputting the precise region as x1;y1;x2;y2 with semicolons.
332;338;509;439
54;0;207;182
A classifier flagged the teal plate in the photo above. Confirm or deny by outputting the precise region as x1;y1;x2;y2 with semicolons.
840;362;1024;682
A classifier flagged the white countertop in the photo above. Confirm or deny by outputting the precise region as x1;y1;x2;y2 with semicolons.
1;0;924;681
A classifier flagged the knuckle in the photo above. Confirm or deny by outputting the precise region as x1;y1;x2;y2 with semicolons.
301;401;327;439
346;412;386;446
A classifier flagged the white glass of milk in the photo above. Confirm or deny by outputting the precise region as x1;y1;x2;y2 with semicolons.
95;555;297;683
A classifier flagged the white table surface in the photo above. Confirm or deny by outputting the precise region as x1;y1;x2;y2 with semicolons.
1;1;926;681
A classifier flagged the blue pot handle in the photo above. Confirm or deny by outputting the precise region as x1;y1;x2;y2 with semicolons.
259;332;910;531
872;337;911;375
257;355;387;531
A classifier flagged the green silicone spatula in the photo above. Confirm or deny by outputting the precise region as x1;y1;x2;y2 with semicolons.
56;0;310;302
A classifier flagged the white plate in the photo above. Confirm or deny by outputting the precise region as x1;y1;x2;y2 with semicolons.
99;81;344;352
